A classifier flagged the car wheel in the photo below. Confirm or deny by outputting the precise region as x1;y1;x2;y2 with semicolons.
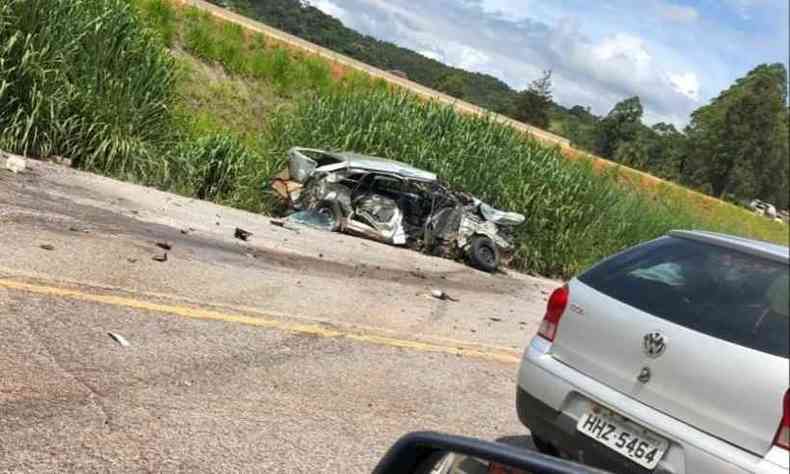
531;434;559;457
468;236;498;272
316;200;343;232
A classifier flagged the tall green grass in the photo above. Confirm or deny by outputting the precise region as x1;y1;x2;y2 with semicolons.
178;6;332;96
0;0;177;178
135;0;177;46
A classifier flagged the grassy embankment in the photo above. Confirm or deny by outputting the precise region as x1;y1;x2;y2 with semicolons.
1;0;785;278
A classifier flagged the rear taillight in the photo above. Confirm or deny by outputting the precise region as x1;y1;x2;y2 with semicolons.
537;285;569;342
774;389;790;450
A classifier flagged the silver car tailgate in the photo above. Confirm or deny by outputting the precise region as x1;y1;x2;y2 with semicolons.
551;236;789;456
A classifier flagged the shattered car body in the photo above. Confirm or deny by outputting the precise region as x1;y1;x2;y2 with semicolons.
271;148;525;272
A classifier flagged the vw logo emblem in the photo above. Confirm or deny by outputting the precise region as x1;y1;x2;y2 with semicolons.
643;332;667;358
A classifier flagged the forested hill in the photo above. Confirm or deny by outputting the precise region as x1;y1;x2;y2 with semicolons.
214;0;521;114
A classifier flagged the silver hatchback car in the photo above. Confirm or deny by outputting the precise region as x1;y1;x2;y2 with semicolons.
517;231;789;473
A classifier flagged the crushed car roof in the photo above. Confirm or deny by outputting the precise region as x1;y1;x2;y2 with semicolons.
330;152;438;182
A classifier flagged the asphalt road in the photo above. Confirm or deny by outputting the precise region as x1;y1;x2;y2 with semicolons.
0;160;553;472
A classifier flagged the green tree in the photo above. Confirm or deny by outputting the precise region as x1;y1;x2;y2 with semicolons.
684;63;788;207
644;122;688;181
513;70;553;128
563;117;598;151
594;96;644;159
435;73;469;99
614;139;649;168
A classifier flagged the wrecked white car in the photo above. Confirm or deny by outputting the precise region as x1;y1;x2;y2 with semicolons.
271;148;525;272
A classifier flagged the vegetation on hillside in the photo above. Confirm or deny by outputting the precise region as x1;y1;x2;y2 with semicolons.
212;0;790;211
211;0;521;115
1;0;785;279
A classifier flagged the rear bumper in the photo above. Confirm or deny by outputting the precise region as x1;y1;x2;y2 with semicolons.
516;337;787;474
517;386;659;474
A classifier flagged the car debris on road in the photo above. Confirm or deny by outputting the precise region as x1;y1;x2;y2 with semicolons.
107;332;131;347
3;152;26;174
234;227;253;241
431;289;459;302
271;147;525;272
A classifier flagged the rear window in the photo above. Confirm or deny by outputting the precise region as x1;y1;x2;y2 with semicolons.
579;236;789;358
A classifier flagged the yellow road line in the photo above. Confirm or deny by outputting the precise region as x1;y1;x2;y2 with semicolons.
0;278;520;364
0;265;523;355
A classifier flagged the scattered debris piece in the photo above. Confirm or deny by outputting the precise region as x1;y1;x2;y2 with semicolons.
270;218;299;232
180;228;189;235
130;210;139;215
489;317;502;322
318;253;324;258
155;242;172;251
127;258;138;263
410;271;427;280
234;227;253;241
152;253;168;262
108;332;130;347
4;154;26;173
287;209;338;231
430;289;459;302
39;244;55;251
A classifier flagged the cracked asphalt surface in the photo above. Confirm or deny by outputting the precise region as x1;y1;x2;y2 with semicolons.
0;160;555;472
0;290;524;472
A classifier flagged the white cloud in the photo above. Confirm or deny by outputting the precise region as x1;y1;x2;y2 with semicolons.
669;72;700;101
659;3;699;23
592;33;652;70
307;0;787;126
418;50;444;62
452;44;491;71
307;0;347;21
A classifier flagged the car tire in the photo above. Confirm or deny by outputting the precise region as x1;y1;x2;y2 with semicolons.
468;236;499;272
531;434;559;457
316;199;343;232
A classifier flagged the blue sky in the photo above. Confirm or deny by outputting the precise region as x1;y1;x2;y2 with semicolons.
308;0;789;126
